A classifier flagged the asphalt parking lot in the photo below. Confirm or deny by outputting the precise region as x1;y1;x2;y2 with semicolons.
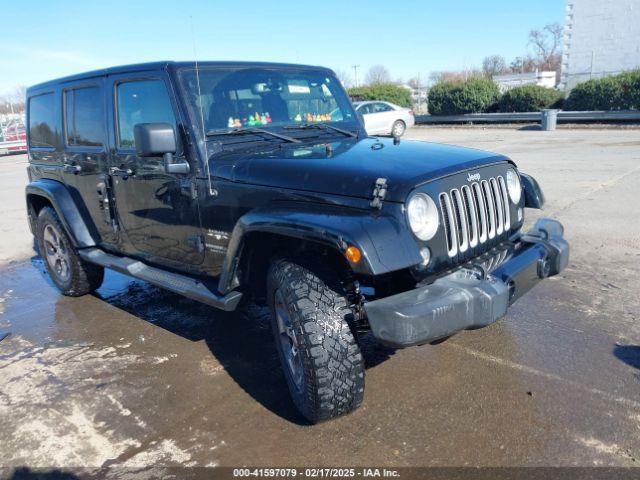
1;127;639;473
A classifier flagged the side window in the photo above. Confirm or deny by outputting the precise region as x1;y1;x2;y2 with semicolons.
116;79;176;149
65;87;104;147
358;104;372;115
373;103;392;113
28;93;56;148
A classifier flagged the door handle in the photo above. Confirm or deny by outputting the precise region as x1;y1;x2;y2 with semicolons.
109;166;134;178
63;163;82;174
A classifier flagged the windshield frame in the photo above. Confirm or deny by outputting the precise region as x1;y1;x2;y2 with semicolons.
175;65;364;157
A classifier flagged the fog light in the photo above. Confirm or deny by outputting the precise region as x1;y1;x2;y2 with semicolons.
419;247;431;266
517;207;523;222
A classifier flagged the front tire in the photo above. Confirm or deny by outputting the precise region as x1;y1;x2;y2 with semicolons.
36;206;104;296
391;120;406;137
267;259;365;423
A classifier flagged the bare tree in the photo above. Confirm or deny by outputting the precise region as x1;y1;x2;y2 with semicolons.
429;69;483;84
0;97;10;115
0;86;27;115
482;55;507;78
407;77;423;90
365;65;391;85
529;22;563;76
509;56;538;74
10;86;27;105
334;69;353;88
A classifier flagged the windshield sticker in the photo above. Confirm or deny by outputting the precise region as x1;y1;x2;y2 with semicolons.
288;84;311;94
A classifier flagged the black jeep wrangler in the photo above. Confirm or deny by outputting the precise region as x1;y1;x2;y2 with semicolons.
25;61;568;422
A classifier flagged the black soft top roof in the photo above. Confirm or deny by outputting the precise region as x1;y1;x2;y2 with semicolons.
28;61;334;92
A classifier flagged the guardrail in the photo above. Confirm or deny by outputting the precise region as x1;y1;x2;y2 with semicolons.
415;110;640;124
0;140;27;155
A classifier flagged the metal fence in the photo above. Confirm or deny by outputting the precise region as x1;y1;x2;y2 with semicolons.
0;139;27;155
415;110;640;125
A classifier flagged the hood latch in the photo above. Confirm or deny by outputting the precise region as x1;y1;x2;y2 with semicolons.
370;178;388;209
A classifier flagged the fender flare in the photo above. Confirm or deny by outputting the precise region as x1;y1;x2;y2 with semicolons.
217;204;422;294
25;179;98;248
521;173;545;209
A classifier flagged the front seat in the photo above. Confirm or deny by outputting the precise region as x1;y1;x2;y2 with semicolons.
208;91;236;130
261;93;289;122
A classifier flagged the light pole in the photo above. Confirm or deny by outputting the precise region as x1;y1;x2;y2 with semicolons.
352;65;360;88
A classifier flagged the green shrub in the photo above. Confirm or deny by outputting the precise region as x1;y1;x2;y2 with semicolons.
498;85;563;112
347;83;412;108
428;77;500;115
617;69;640;109
565;70;640;110
564;77;624;110
550;95;565;109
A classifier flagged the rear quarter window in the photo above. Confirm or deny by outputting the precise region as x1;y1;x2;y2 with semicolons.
28;93;58;148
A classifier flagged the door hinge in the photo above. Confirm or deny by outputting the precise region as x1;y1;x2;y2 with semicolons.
370;178;388;209
187;235;205;253
97;174;119;232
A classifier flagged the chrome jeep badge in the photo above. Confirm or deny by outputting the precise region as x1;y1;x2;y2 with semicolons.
467;172;481;182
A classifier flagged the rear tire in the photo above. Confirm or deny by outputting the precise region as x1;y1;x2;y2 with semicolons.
267;259;365;423
391;120;406;137
36;206;104;296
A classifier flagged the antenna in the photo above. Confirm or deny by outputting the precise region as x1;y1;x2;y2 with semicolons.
189;16;216;196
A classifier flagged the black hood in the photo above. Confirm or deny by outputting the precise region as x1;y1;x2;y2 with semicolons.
210;137;510;202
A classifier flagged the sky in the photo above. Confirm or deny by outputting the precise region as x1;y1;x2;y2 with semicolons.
0;0;565;96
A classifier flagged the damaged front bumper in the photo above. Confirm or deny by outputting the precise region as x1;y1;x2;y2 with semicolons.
364;218;569;348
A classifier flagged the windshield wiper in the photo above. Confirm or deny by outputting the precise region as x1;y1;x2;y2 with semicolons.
284;123;358;138
205;127;300;143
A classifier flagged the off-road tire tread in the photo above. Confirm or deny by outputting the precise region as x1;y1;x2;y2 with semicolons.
36;207;104;296
267;259;365;423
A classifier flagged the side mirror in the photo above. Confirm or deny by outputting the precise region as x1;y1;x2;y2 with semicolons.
133;123;190;174
134;123;176;157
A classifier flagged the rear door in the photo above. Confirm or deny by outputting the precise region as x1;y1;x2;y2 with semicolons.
61;79;118;247
106;72;204;267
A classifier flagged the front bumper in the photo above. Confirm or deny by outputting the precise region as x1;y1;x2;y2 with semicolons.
364;218;569;348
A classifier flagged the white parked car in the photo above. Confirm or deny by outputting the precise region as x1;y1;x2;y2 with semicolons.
353;101;415;137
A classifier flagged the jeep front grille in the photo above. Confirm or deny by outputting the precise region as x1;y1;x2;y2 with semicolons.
439;176;511;257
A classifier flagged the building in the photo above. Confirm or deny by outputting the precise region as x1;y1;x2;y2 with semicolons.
399;84;429;113
560;0;640;90
493;71;557;93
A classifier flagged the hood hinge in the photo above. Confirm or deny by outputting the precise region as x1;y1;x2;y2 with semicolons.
370;178;388;209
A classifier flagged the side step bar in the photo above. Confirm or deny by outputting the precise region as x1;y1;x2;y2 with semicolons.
79;248;242;311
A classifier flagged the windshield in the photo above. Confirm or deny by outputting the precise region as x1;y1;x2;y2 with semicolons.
178;66;358;137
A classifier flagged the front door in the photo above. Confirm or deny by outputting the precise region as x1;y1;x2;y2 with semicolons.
357;103;376;134
370;102;394;134
107;73;204;266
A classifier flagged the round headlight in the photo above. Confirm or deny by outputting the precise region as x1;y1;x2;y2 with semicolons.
506;169;522;204
407;193;439;241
